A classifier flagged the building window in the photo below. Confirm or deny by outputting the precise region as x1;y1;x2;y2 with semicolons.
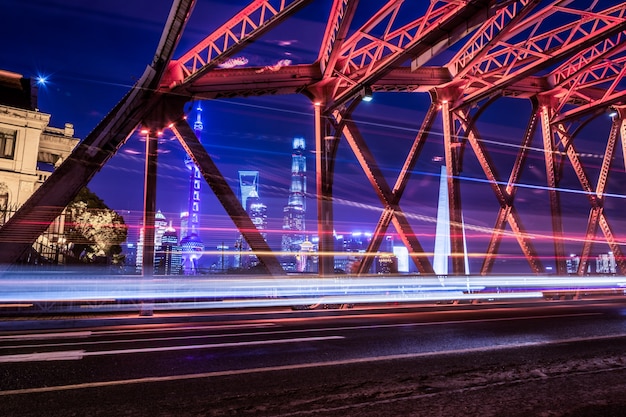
0;128;16;159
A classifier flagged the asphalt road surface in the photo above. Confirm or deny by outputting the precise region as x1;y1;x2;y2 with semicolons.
1;299;626;416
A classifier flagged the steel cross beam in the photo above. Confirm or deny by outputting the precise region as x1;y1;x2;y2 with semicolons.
170;114;284;276
446;0;540;78
455;107;543;275
332;107;435;275
314;104;340;276
552;121;626;275
327;0;496;111
318;0;359;80
0;0;196;266
539;102;567;275
363;102;439;275
457;2;626;108
169;0;313;89
545;33;626;120
551;53;626;123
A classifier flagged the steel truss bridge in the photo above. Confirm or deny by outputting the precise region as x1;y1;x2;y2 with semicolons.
1;0;625;278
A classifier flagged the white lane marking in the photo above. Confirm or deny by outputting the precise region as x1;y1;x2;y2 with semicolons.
0;331;92;341
93;322;276;335
0;350;85;363
0;323;277;349
0;335;343;364
3;332;626;396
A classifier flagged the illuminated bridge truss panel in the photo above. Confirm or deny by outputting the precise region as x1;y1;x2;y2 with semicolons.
458;2;626;108
172;0;313;87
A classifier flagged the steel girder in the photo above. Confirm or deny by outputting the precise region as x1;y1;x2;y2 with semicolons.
456;2;626;108
168;0;314;89
326;0;500;111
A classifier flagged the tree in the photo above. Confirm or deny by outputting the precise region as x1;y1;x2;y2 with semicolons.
65;187;128;265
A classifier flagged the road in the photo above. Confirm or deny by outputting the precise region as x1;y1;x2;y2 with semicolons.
1;299;626;416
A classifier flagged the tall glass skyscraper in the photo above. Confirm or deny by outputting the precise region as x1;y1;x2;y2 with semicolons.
281;137;306;270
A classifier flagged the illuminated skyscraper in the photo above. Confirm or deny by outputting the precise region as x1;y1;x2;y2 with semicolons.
246;189;267;239
236;172;267;269
281;137;306;270
238;170;259;211
135;210;169;273
180;102;204;274
156;221;182;275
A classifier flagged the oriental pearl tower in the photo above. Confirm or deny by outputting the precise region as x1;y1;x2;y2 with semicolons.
180;102;205;274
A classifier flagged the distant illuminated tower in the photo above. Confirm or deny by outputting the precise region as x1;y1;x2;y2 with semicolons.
236;171;264;269
246;189;268;239
433;165;470;276
180;102;205;274
239;171;259;211
156;221;182;275
135;210;169;273
281;137;306;259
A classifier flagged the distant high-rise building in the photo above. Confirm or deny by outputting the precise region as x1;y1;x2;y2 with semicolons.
136;210;170;273
281;137;307;270
596;252;616;274
239;170;259;212
180;102;205;274
245;188;268;269
246;189;268;239
156;221;182;275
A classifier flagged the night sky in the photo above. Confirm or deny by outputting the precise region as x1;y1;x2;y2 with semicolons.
2;0;624;272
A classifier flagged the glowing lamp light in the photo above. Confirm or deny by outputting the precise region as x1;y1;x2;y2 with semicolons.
361;86;373;102
35;75;48;85
607;107;618;119
140;128;149;135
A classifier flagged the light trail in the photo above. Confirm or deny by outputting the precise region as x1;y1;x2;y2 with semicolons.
0;273;623;311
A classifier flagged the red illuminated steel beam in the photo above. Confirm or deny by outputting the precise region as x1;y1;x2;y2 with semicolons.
169;0;313;90
457;3;626;108
327;0;497;111
539;102;567;275
0;0;196;266
446;0;540;78
550;52;626;123
170;114;284;276
440;99;467;275
552;121;626;275
318;0;359;80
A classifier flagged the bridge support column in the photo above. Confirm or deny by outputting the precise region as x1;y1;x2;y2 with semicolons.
140;128;158;316
538;97;566;275
315;103;338;276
